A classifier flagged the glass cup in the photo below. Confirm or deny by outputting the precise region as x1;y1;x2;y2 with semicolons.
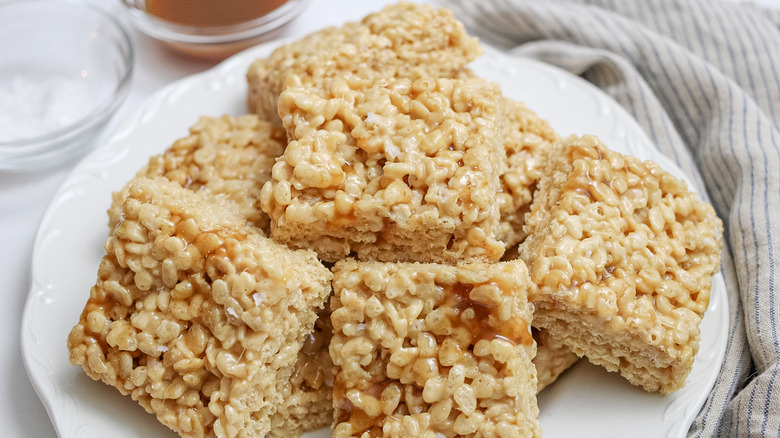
121;0;309;58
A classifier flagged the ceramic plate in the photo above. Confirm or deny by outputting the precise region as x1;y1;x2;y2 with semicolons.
21;40;728;438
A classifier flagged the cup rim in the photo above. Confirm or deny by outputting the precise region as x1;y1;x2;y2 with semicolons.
121;0;310;45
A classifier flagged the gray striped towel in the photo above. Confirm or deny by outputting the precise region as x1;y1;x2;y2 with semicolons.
440;0;780;435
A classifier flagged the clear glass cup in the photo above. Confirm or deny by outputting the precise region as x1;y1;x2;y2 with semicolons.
0;0;134;171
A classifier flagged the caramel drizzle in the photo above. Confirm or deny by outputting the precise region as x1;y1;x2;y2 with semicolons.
334;378;390;436
447;283;533;347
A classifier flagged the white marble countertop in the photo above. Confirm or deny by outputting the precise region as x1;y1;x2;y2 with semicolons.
0;1;398;436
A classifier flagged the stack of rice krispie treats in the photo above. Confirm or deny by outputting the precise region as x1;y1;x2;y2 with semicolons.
67;2;723;437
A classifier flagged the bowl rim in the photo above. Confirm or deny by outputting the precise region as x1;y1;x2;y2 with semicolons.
0;0;135;154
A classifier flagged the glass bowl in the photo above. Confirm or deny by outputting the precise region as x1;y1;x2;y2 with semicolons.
121;0;310;59
0;0;134;172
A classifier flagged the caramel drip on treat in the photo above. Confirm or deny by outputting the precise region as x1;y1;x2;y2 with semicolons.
294;307;334;391
447;283;533;347
334;378;390;435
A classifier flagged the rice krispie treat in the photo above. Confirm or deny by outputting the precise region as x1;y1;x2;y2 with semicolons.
108;114;286;232
268;305;335;437
330;259;540;438
267;308;570;437
260;75;506;263
519;135;723;394
246;2;482;124
497;98;559;247
68;177;332;437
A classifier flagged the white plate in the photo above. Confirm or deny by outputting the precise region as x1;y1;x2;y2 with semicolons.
21;41;728;438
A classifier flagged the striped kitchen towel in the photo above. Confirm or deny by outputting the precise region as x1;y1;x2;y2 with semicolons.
441;0;780;436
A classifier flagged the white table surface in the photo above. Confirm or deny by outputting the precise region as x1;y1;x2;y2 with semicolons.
2;0;771;436
0;1;398;436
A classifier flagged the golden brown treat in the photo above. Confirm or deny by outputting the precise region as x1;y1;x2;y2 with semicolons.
266;308;572;437
246;2;482;124
269;304;572;435
533;328;579;392
519;135;723;394
108;114;286;232
330;259;540;438
261;75;506;263
497;98;559;247
268;305;336;437
67;177;332;438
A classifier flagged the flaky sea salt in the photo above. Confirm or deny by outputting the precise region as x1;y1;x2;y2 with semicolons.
0;75;96;142
385;141;400;159
251;292;266;306
364;111;382;125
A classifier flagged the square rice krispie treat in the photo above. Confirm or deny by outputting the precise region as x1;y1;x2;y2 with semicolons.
108;114;286;233
268;305;336;437
519;135;723;394
497;98;559;247
246;2;482;124
260;75;506;263
330;259;540;438
269;306;571;436
68;177;332;437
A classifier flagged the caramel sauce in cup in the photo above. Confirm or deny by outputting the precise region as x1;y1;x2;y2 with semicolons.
123;0;306;59
146;0;289;27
